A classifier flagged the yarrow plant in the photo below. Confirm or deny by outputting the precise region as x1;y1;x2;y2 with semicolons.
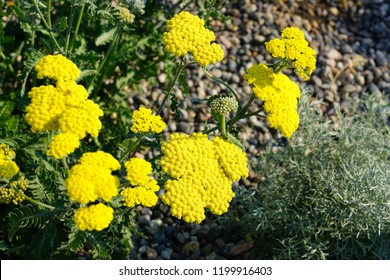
0;1;317;259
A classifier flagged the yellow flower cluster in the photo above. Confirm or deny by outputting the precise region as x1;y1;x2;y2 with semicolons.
66;151;120;204
35;54;80;81
25;54;103;159
130;107;166;134
0;177;28;205
121;158;159;207
265;26;316;80
160;132;249;223
244;64;301;138
0;144;19;179
117;7;135;24
163;11;224;66
74;203;114;231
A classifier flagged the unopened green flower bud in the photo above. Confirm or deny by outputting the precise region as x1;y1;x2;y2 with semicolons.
210;96;238;115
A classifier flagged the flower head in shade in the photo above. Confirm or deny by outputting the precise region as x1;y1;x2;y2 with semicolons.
163;11;224;66
244;64;301;138
130;107;166;134
0;144;19;179
117;7;135;24
265;26;316;80
0;177;28;205
160;132;248;223
74;203;114;231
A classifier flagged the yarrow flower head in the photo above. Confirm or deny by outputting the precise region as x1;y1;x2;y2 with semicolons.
25;55;104;158
74;203;114;231
120;158;159;207
163;11;224;66
66;151;120;204
46;132;80;159
0;177;29;205
265;26;316;80
244;64;300;138
35;54;80;81
209;96;238;115
130;107;166;134
160;132;248;223
0;144;19;179
116;7;135;24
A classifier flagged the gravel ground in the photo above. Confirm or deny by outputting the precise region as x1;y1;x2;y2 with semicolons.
129;0;390;260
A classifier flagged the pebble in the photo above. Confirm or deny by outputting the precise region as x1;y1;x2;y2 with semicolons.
376;50;388;67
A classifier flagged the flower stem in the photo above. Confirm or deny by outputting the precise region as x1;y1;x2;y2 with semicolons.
33;0;63;53
69;4;85;53
157;59;196;115
87;26;123;94
64;0;77;55
228;94;256;128
61;157;69;172
47;0;52;30
10;185;56;211
204;0;217;21
221;114;227;137
241;108;267;119
120;134;145;163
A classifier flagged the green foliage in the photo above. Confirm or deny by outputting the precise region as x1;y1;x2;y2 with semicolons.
224;92;390;259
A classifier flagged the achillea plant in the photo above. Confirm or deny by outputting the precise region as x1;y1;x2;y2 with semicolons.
0;0;318;259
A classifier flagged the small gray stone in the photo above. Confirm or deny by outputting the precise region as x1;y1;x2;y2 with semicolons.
141;208;153;216
146;248;157;260
356;74;365;86
376;50;388;67
138;214;151;226
161;248;173;260
176;232;190;244
342;84;357;94
326;49;342;60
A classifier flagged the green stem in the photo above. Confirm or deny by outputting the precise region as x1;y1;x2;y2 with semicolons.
241;108;267;119
228;94;256;128
119;134;145;163
202;67;241;109
69;3;85;53
47;0;52;30
204;0;217;21
10;185;56;211
156;59;196;115
87;26;122;94
221;114;227;137
33;0;63;53
64;1;77;55
202;126;219;135
61;157;69;172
